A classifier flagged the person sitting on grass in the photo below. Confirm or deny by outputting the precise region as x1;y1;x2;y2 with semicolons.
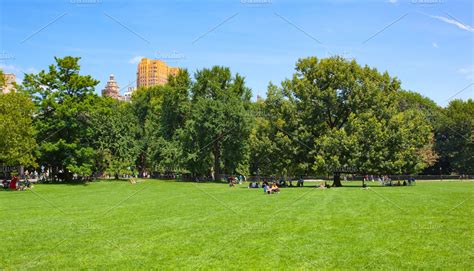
297;176;304;187
263;183;275;194
317;182;326;189
18;182;27;191
9;176;18;190
271;183;280;193
24;179;31;189
248;182;259;188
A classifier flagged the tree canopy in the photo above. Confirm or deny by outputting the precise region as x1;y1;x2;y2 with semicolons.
1;55;470;182
435;99;474;174
0;92;37;167
251;57;437;185
22;56;100;180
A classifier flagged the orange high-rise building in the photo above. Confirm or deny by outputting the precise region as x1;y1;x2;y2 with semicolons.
136;58;180;88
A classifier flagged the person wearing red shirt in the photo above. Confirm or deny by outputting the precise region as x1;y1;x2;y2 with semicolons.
9;175;18;190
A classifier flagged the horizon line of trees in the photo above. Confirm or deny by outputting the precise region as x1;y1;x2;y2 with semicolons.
0;56;473;185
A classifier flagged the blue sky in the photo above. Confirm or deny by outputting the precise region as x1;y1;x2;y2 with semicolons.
1;0;473;106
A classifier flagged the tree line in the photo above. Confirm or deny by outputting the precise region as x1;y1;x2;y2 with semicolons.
0;56;472;185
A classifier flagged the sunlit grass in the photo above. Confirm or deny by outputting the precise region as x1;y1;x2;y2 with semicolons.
0;180;472;269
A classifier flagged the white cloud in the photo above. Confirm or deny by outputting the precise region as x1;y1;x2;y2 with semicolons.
388;0;398;3
432;42;439;48
0;64;38;84
0;64;38;75
129;56;144;64
430;15;474;33
458;66;474;80
0;64;22;74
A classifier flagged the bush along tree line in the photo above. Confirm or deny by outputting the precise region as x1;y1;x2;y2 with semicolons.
0;56;472;184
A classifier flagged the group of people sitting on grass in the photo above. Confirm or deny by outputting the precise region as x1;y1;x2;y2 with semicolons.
384;180;408;186
1;175;32;191
379;176;415;186
228;175;246;187
317;181;331;189
244;179;282;194
262;181;280;194
261;179;330;194
247;177;306;189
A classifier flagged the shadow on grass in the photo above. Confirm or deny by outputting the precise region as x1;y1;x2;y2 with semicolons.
0;189;22;193
35;181;90;186
164;179;230;185
0;180;90;191
96;178;133;182
239;183;413;189
38;178;138;185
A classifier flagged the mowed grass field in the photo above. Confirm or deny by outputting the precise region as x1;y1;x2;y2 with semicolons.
0;180;472;269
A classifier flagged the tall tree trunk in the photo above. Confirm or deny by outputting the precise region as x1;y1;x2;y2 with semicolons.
333;172;342;187
138;152;146;178
213;141;221;180
53;166;58;182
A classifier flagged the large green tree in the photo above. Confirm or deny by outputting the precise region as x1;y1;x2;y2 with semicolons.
0;92;37;167
130;85;156;176
396;90;440;173
249;83;309;178
181;66;252;179
22;56;99;181
131;70;192;175
148;71;191;173
435;99;474;174
280;56;435;186
89;97;141;178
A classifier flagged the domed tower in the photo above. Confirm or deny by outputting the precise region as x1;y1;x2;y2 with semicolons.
102;74;120;99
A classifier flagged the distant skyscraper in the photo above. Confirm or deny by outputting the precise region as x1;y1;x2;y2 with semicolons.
1;73;16;94
102;74;121;99
136;58;180;88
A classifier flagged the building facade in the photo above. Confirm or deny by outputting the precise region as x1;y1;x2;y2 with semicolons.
1;73;16;94
101;74;136;102
123;87;136;102
102;74;121;99
136;58;179;88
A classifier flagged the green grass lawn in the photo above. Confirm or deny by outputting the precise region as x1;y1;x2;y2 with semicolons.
1;180;472;269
